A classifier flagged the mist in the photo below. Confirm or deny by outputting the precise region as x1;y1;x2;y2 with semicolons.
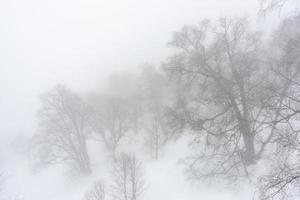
0;0;300;200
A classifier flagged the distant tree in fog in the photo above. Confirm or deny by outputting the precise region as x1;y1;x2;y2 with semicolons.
87;72;144;161
111;154;146;200
89;95;132;161
34;85;92;175
106;72;143;134
83;180;106;200
140;65;171;159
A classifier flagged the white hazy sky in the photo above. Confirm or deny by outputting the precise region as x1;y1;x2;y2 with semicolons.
0;0;268;141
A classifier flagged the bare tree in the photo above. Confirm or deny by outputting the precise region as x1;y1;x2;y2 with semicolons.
34;85;92;175
258;15;300;200
140;65;171;159
111;154;146;200
164;17;281;180
259;163;300;200
89;95;131;161
106;72;144;134
88;72;143;161
83;180;106;200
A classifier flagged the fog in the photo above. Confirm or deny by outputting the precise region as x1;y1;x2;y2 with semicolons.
0;0;277;140
0;0;299;200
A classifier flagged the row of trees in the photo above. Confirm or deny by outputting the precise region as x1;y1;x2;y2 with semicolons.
32;3;300;200
32;65;170;176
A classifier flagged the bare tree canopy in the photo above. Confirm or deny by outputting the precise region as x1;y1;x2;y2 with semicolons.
111;154;146;200
164;17;274;179
88;94;132;161
34;85;92;174
162;14;299;186
258;15;300;200
139;65;172;159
